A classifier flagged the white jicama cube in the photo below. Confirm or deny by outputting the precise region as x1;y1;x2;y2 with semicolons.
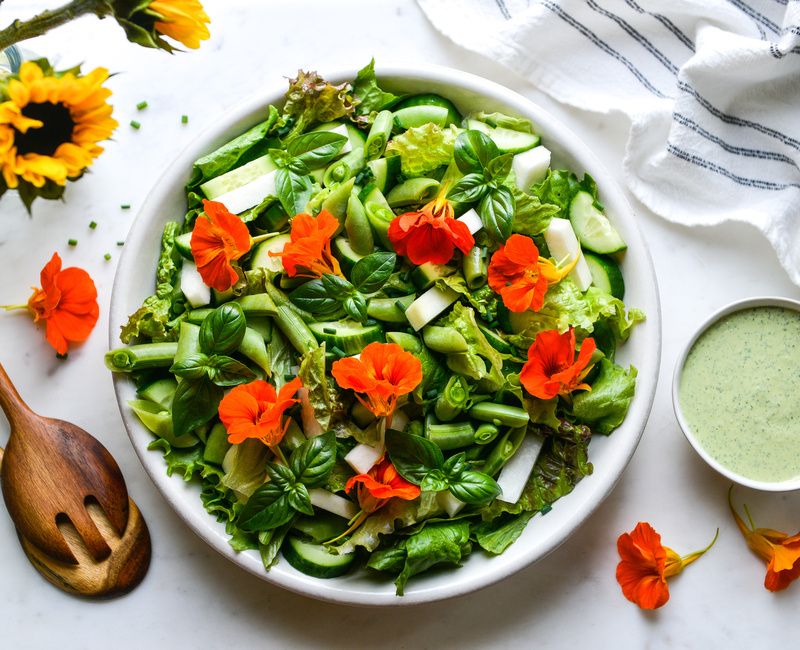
544;218;593;291
180;260;210;308
212;170;277;215
513;146;551;190
496;433;545;504
405;286;459;331
345;443;384;475
438;491;466;518
457;208;483;234
309;488;358;520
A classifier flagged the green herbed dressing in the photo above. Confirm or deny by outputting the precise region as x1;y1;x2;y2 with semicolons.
679;306;800;482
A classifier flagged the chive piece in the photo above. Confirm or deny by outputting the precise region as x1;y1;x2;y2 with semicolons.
104;253;112;261
540;504;553;515
120;204;130;210
181;114;189;124
89;220;97;230
117;241;125;246
130;120;140;130
394;300;407;313
330;346;345;358
136;100;148;110
322;326;336;335
68;238;78;246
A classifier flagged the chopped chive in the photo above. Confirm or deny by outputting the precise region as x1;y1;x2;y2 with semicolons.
322;326;336;335
120;204;130;210
330;346;345;358
117;241;125;246
130;120;140;130
394;300;407;313
68;238;78;246
540;504;553;515
89;220;97;230
136;100;148;110
104;253;112;261
181;114;188;124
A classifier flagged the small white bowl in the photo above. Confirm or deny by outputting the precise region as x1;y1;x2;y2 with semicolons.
672;296;800;492
110;63;661;605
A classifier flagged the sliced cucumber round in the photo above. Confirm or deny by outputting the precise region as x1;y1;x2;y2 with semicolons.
173;232;193;260
292;513;349;544
477;323;515;354
249;233;291;273
393;105;449;130
200;154;276;199
465;119;540;154
308;319;385;354
282;535;355;579
569;191;627;254
333;236;368;274
584;252;625;299
394;93;462;126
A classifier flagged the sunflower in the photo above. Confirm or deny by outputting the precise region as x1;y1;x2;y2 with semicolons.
113;0;211;52
0;60;117;207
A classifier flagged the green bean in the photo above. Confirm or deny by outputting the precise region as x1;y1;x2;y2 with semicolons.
185;308;213;325
474;423;501;445
423;325;468;354
434;375;471;422
425;416;475;451
362;186;395;249
239;327;271;375
366;294;414;324
324;147;364;186
386;178;440;208
365;110;393;160
234;293;278;317
321;177;355;223
462;246;488;290
482;426;527;477
265;284;318;354
105;342;179;372
174;321;200;366
345;189;374;255
246;316;272;342
446;352;486;380
469;402;530;428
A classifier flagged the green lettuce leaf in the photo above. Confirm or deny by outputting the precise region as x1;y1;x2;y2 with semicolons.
225;521;259;552
147;437;223;483
298;344;342;430
571;358;637;434
472;511;535;555
200;476;237;522
529;169;598;215
435;276;500;324
395;521;472;595
385;123;457;177
266;329;296;389
367;543;407;574
258;518;296;570
511;187;561;236
471;111;533;133
282;70;355;139
352;58;399;120
220;438;269;501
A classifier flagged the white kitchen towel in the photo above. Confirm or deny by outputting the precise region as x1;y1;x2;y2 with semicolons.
418;0;800;285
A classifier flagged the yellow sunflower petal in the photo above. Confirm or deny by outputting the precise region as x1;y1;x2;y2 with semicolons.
19;153;68;186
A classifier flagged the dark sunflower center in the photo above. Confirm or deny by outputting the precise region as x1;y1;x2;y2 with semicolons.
14;102;75;156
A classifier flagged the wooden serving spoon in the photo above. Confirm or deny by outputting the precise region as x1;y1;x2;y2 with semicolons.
0;362;151;597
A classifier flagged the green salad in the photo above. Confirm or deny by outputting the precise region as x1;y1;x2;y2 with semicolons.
106;60;644;596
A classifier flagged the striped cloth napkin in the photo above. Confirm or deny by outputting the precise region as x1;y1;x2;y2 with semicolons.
418;0;800;285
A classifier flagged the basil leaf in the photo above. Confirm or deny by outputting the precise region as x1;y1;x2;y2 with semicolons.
478;186;515;242
343;293;368;323
351;251;396;293
199;303;247;355
275;168;313;217
442;451;467;481
290;430;337;488
485;152;513;183
265;460;296;488
448;173;491;204
385;429;444;485
321;273;355;300
448;469;501;504
287;483;314;516
420;469;449;493
170;353;210;380
288;131;348;169
454;130;499;174
289;280;342;316
206;355;257;386
287;158;310;176
268;148;293;169
238;482;294;532
171;379;222;436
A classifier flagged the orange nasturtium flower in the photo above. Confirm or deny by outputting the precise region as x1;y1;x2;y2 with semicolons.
272;210;342;278
330;342;423;419
487;234;574;313
190;199;252;291
616;522;718;610
346;457;421;515
387;192;474;265
218;377;303;447
5;252;99;355
729;488;800;591
519;328;596;400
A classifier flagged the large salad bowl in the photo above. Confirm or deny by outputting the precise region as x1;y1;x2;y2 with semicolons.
110;64;661;605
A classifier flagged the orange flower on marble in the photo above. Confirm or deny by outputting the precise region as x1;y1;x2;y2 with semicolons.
272;210;342;278
616;522;717;610
520;328;596;400
190;199;251;291
487;234;573;313
729;488;800;592
330;342;422;419
218;377;302;447
346;456;421;515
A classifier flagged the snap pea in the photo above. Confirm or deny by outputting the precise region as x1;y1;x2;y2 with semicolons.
482;426;527;477
423;325;468;354
434;375;471;422
239;326;271;375
469;402;530;429
324;147;365;186
345;189;374;255
386;178;440;208
320;177;355;223
105;342;179;372
425;417;475;451
462;246;488;289
174;321;200;365
264;283;318;354
365;110;393;160
474;423;501;445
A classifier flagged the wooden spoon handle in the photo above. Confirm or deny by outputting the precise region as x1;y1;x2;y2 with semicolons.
0;362;35;431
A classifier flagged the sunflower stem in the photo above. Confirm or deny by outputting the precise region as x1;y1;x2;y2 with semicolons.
0;0;111;51
0;303;28;311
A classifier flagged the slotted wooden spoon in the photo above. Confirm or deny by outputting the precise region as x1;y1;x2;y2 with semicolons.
0;362;151;597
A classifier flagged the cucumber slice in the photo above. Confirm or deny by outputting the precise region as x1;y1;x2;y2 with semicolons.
137;377;177;410
584;252;625;299
308;319;385;354
366;294;415;324
466;119;540;154
212;170;277;215
200;154;276;199
249;234;291;273
393;105;449;130
312;121;366;153
174;232;193;260
477;323;515;355
203;422;230;465
366;156;401;193
394;93;462;126
293;513;349;543
569;191;627;254
410;263;455;291
333;236;368;274
282;535;355;579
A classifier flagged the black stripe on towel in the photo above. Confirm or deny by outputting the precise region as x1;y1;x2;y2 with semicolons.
726;0;780;36
624;0;695;52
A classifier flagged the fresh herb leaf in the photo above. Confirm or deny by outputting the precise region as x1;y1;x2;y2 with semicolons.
288;131;348;170
171;379;223;436
449;470;501;504
478;185;515;241
447;172;490;204
385;429;444;485
320;273;355;300
238;482;294;532
287;483;314;516
351;252;396;293
420;469;449;493
453;130;499;174
199;303;247;355
343;293;368;323
290;431;337;488
206;355;257;386
485;152;513;183
289;280;342;317
275;168;313;217
170;353;210;380
442;452;467;480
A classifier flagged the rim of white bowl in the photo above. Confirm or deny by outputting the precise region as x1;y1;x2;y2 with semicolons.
110;62;661;606
672;296;800;492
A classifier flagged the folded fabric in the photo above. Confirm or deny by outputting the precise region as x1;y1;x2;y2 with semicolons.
418;0;800;285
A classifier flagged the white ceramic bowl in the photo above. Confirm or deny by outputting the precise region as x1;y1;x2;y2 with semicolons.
672;296;800;492
110;64;661;606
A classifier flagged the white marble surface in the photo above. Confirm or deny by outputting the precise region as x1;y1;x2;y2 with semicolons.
1;1;799;648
